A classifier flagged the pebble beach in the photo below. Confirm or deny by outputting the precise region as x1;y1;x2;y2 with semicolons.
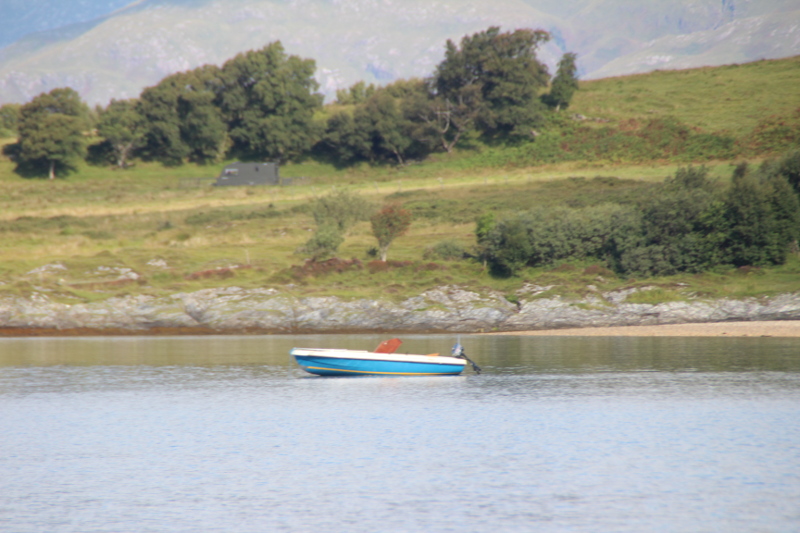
488;321;800;337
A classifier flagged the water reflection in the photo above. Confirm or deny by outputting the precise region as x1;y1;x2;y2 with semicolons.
1;334;798;372
1;335;799;532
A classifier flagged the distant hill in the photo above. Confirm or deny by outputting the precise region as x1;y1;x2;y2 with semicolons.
0;0;133;48
1;0;799;106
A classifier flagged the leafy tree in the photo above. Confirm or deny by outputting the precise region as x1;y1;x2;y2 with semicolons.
483;213;534;276
543;52;579;111
370;204;412;261
320;110;372;164
14;88;90;179
434;27;551;138
96;99;147;168
137;66;227;165
775;149;800;196
0;103;20;136
474;211;496;268
400;79;473;154
215;42;323;161
179;89;228;162
616;167;728;276
324;81;435;165
356;91;412;165
725;164;800;266
335;81;376;105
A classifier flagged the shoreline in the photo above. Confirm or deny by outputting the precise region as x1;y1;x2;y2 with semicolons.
1;321;800;338
484;320;800;337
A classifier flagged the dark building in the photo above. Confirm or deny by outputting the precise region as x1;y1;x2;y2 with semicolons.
214;162;279;186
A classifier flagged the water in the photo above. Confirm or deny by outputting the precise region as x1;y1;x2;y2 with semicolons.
1;335;799;532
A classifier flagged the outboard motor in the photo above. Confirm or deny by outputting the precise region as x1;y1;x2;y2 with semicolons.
451;341;481;374
451;342;465;358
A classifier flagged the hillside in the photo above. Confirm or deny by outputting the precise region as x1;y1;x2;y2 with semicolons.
570;55;800;136
1;0;799;106
1;56;800;322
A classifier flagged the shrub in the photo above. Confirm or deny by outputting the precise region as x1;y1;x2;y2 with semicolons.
312;189;374;232
423;240;467;260
297;225;344;260
483;203;640;276
744;108;800;155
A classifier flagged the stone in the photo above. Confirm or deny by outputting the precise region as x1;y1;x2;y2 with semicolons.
0;287;799;334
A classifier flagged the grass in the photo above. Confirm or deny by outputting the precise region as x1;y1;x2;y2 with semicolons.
1;178;799;305
570;56;800;136
2;153;798;304
1;58;799;306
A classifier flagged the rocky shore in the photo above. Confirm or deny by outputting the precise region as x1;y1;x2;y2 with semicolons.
2;285;800;336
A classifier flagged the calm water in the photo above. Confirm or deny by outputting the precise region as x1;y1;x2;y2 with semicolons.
1;335;799;532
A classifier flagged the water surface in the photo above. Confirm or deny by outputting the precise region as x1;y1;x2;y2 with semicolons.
1;335;799;532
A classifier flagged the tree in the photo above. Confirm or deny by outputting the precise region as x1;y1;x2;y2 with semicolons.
179;89;228;162
400;79;472;154
474;211;496;268
544;52;579;111
215;42;323;161
357;91;412;165
724;164;800;266
0;103;20;136
616;167;729;276
434;27;551;138
335;81;376;105
137;66;227;165
96;99;147;168
320;110;372;164
483;213;533;276
775;149;800;196
14;88;89;179
323;81;435;165
370;204;412;261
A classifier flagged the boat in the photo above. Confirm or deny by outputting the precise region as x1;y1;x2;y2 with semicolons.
290;338;479;377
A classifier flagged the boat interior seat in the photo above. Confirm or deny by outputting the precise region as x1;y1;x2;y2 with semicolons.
374;338;402;353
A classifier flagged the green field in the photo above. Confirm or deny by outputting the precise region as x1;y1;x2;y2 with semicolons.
570;56;800;136
1;57;799;306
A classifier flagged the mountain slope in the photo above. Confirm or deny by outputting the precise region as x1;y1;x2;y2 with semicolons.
1;0;799;106
0;0;133;48
590;9;800;78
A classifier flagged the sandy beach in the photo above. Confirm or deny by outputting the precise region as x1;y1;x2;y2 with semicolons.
486;321;800;337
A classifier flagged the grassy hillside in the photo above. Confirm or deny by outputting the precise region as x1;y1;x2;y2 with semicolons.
571;56;800;136
1;58;799;308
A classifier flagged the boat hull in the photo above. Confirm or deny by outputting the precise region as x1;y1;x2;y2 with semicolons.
291;348;466;376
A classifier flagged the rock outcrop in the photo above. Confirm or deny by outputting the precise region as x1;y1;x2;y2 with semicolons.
1;286;799;334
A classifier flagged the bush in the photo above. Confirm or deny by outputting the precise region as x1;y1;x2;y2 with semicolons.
297;225;344;260
744;108;800;155
483;203;638;275
312;189;374;232
479;161;800;277
423;240;467;260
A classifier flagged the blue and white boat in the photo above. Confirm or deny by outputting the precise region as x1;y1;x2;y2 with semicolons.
290;338;476;377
